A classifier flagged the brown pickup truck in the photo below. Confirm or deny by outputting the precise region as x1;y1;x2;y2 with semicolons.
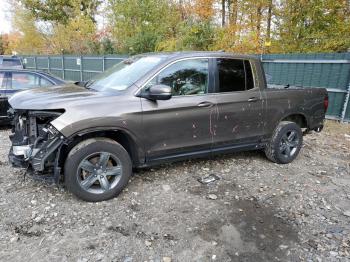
7;52;328;201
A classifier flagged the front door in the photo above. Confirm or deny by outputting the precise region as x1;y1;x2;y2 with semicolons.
213;58;266;149
140;58;217;161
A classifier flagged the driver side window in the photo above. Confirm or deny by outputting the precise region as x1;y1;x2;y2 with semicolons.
146;58;209;96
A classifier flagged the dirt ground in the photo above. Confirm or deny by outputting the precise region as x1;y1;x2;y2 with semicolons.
0;121;349;262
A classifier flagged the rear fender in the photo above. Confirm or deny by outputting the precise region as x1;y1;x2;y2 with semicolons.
271;111;309;135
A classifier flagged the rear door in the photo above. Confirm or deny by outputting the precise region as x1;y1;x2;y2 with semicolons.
212;58;266;148
141;58;217;161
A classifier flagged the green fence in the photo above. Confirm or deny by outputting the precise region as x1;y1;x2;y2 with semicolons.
21;53;350;122
21;55;127;82
261;53;350;122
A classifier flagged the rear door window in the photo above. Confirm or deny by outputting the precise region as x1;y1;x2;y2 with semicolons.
216;59;255;93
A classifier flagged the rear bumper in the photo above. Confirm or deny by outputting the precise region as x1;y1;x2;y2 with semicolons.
308;115;325;133
313;125;323;132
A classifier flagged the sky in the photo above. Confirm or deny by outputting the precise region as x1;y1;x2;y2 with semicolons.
0;0;12;34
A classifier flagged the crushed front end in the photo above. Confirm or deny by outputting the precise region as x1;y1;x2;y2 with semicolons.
8;109;65;183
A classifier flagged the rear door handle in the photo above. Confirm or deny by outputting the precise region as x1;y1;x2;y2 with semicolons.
197;101;214;108
248;97;258;102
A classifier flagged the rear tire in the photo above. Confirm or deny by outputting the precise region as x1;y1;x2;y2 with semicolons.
265;121;303;164
64;138;132;202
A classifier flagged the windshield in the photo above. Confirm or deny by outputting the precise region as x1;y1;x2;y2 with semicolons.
88;55;165;92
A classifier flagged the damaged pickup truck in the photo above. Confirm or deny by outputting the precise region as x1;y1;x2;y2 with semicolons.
8;52;328;202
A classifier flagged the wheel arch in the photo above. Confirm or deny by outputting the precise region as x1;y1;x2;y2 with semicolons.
266;112;308;141
280;112;308;129
58;128;145;170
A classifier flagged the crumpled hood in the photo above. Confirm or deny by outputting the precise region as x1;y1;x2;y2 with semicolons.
9;84;116;110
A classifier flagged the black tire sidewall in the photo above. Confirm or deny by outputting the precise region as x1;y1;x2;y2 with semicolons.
273;122;303;164
64;139;132;202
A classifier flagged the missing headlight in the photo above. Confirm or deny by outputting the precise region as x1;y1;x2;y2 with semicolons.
9;109;65;168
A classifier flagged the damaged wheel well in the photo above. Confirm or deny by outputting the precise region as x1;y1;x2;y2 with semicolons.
58;130;140;173
282;114;307;129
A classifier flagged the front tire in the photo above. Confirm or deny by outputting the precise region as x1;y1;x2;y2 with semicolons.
64;138;132;202
265;121;303;164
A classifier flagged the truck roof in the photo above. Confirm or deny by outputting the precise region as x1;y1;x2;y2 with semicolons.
138;51;259;61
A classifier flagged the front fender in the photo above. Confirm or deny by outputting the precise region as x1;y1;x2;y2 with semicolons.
62;125;145;166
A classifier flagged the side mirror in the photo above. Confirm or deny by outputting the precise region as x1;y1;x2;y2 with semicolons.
142;85;172;100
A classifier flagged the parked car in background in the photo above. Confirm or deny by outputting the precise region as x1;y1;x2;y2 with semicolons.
0;55;23;69
0;69;65;124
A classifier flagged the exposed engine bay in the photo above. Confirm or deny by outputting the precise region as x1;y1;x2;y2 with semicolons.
8;108;65;183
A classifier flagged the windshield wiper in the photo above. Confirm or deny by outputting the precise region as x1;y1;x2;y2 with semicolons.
85;79;95;88
74;80;96;90
83;80;98;91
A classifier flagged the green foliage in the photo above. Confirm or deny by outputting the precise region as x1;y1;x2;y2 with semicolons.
21;0;101;24
7;0;350;55
181;21;215;50
109;0;181;54
275;0;350;53
0;35;4;55
11;0;101;54
126;31;159;54
86;38;117;54
101;38;116;54
11;3;46;54
156;21;215;52
50;15;97;54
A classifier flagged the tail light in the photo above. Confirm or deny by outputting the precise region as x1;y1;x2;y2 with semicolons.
324;94;329;112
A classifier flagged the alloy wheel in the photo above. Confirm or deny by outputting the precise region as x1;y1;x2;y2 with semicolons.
279;130;299;158
77;152;123;194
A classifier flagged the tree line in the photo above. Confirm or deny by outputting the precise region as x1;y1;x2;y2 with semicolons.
0;0;349;55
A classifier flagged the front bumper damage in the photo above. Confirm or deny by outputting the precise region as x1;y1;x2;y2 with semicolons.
8;109;65;183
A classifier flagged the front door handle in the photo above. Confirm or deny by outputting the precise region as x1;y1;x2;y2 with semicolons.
248;97;258;102
197;101;214;108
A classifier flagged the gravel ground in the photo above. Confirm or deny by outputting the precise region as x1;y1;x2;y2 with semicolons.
0;121;349;262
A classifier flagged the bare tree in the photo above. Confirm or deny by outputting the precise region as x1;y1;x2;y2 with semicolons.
229;0;238;27
266;0;272;41
222;0;226;26
256;3;262;38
